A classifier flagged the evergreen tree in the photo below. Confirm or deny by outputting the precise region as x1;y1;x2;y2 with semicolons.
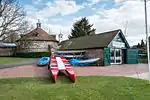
68;17;96;39
137;43;141;48
141;39;145;47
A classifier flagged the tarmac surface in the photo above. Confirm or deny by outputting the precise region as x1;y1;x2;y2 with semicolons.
0;59;37;69
0;64;149;80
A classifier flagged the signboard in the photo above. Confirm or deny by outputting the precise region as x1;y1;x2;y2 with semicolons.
112;41;125;48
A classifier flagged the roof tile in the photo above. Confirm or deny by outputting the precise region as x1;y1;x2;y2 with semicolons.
17;28;58;42
59;29;121;50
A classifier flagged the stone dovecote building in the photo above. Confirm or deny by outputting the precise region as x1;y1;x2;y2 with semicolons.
16;21;58;53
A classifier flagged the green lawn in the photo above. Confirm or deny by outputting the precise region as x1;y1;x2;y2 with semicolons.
0;57;35;64
0;76;149;100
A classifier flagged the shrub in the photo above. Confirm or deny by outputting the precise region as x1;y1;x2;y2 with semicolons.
138;57;148;63
14;52;50;58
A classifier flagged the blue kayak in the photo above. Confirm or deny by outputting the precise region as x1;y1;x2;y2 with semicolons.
37;57;50;66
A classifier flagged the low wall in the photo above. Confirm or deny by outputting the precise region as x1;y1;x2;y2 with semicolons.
0;47;16;56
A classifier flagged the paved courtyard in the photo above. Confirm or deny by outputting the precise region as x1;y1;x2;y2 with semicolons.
0;64;149;79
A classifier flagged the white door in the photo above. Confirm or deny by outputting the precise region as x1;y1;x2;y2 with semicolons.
110;49;122;64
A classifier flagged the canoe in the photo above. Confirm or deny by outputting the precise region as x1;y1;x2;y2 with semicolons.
49;55;76;83
69;58;100;66
60;56;76;82
37;57;50;66
65;66;76;82
50;56;59;83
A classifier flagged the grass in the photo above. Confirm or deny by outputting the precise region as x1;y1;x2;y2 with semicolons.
0;76;150;100
0;57;35;64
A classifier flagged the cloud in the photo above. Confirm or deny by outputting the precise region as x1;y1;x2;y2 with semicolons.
23;0;84;41
24;5;39;23
115;0;126;3
32;0;43;5
23;0;150;46
91;0;101;4
37;0;84;18
50;18;62;22
24;0;85;23
83;0;101;7
87;0;150;46
40;23;72;41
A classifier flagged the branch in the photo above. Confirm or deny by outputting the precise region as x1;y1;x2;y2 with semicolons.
0;0;30;39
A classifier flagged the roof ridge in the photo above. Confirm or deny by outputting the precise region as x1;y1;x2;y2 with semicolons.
16;28;58;42
96;29;120;35
37;28;49;35
67;29;120;41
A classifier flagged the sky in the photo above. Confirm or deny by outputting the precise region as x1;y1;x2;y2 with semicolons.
18;0;150;46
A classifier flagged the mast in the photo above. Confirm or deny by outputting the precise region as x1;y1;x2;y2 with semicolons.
58;29;63;43
144;0;150;80
124;21;128;37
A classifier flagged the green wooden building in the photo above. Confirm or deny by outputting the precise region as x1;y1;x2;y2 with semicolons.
59;29;138;66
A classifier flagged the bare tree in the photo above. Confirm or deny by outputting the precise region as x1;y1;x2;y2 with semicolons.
0;0;33;42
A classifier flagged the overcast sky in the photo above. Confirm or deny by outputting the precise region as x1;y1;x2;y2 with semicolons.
19;0;150;46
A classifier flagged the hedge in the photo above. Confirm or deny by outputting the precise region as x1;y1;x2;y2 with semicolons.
14;52;50;58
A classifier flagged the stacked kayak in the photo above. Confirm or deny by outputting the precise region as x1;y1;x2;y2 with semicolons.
69;58;100;66
49;55;76;83
37;57;50;66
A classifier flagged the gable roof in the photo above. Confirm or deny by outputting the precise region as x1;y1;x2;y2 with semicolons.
16;28;58;42
59;29;130;50
0;43;16;47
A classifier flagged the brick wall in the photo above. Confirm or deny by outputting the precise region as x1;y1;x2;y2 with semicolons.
85;49;104;66
0;47;16;56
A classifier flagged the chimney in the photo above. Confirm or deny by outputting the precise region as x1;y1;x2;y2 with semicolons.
36;19;41;28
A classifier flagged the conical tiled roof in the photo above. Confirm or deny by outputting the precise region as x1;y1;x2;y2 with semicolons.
17;28;58;42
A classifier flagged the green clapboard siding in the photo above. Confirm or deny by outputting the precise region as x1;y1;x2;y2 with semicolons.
126;49;138;64
104;48;110;66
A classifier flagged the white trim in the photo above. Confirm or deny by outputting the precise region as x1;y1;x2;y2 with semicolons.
63;55;84;57
108;31;120;47
108;30;129;48
55;50;86;53
56;57;66;70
